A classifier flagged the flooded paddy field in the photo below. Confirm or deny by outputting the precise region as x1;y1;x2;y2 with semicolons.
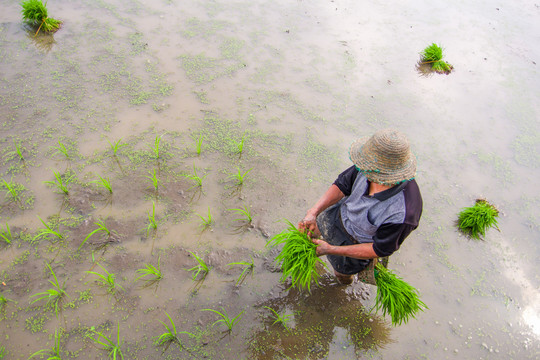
1;0;539;358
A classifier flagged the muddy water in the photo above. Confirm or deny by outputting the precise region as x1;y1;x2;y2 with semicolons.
1;0;539;358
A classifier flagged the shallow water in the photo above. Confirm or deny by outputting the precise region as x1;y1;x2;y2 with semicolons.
1;0;539;359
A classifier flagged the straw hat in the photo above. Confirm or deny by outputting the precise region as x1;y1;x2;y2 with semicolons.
349;129;416;185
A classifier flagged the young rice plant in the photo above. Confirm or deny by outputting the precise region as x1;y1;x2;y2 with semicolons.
227;257;254;286
201;308;244;333
30;263;69;317
0;223;12;244
155;312;193;352
457;199;499;240
263;306;293;332
266;220;326;292
374;263;427;326
135;256;163;284
186;252;210;281
86;264;124;294
33;216;64;242
91;322;124;360
28;328;63;359
79;219;116;251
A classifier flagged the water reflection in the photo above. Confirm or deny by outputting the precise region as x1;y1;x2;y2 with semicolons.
249;275;392;359
25;30;56;53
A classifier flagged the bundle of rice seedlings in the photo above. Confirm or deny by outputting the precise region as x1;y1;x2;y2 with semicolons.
457;199;499;240
266;220;326;292
374;264;427;326
21;0;62;36
420;43;453;74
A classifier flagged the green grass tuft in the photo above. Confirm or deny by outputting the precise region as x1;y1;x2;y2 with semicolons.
266;220;327;292
457;199;499;240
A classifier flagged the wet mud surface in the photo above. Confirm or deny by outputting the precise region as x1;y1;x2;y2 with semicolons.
1;0;540;359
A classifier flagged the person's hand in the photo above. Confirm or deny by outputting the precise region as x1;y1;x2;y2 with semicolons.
298;213;317;237
311;238;333;256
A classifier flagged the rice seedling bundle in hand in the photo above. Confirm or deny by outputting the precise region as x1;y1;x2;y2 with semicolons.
457;199;499;240
420;43;453;74
21;0;62;35
374;264;427;326
266;220;326;292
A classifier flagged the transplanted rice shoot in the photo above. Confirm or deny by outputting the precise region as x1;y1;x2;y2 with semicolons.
374;264;427;326
266;220;326;292
457;199;499;240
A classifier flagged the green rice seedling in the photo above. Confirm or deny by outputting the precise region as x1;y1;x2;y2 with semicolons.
0;294;15;311
228;205;253;225
4;139;25;162
155;312;193;352
135;256;163;284
457;199;499;240
374;263;428;326
44;171;73;195
149;134;164;160
91;322;124;360
420;43;453;74
0;345;4;358
195;134;204;155
107;138;127;157
227;257;254;286
145;169;160;194
2;179;22;203
232;135;246;155
195;207;213;230
0;223;13;244
21;0;62;36
144;201;168;237
33;216;64;242
79;219;116;251
181;164;206;190
186;251;210;281
28;328;62;359
30;263;68;317
201;308;244;333
86;264;124;294
266;220;327;292
92;175;113;194
226;167;252;187
263;306;293;332
50;140;70;160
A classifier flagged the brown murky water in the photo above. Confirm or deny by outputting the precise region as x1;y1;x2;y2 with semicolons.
1;0;539;359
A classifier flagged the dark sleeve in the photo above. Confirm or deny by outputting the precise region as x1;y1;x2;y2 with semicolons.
333;166;359;196
372;223;417;257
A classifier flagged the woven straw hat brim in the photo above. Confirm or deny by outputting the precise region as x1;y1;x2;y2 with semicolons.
349;133;417;185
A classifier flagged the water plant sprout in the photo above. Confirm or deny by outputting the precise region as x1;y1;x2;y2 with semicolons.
91;322;124;360
34;216;64;242
155;312;193;352
373;263;427;326
266;220;326;292
135;256;163;284
227;257;254;286
263;306;293;332
419;43;453;74
186;252;210;281
21;0;62;36
30;263;69;317
86;264;124;294
201;308;244;333
457;199;499;240
28;328;63;359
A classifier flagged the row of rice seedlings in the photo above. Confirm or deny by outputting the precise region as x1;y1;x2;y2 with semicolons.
30;263;69;317
21;0;62;36
263;306;293;332
186;252;210;281
457;199;499;240
373;264;428;326
201;307;245;333
0;223;12;244
33;216;64;242
227;257;254;286
266;220;327;292
44;171;73;195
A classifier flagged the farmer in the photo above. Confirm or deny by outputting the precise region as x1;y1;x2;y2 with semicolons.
298;129;422;285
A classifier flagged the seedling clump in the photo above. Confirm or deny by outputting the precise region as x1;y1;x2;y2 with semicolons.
419;43;453;74
457;199;499;240
266;220;326;292
374;264;427;326
21;0;62;36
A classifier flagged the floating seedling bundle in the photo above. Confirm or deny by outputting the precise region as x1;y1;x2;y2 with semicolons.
419;43;453;74
457;199;499;240
266;220;326;292
374;264;427;326
21;0;62;36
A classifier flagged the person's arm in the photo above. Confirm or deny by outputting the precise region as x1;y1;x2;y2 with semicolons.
312;239;378;259
298;184;344;235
